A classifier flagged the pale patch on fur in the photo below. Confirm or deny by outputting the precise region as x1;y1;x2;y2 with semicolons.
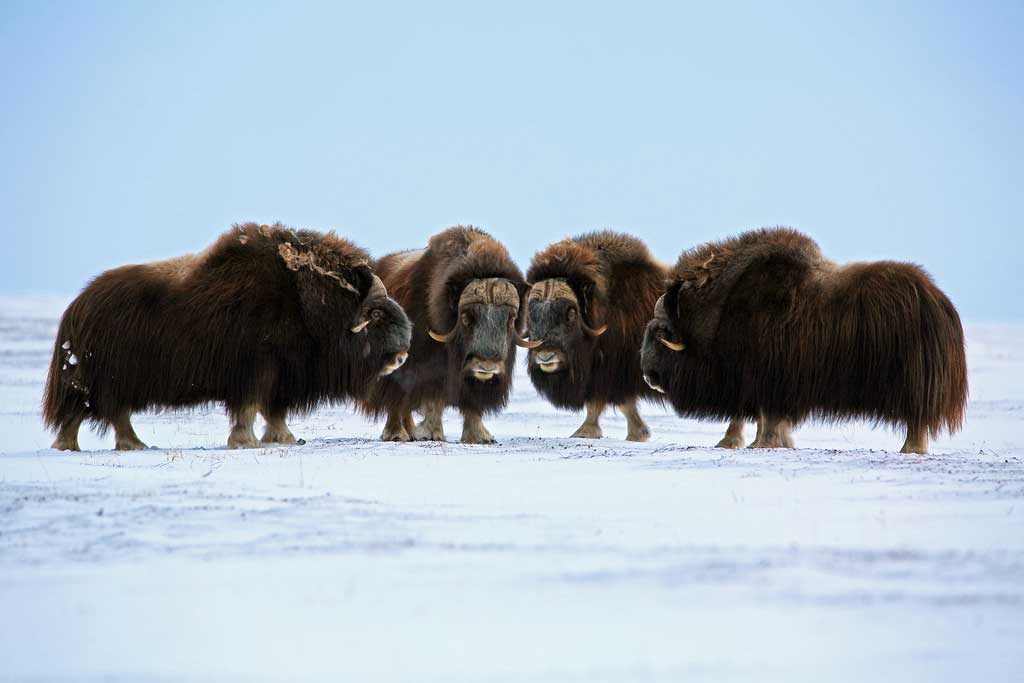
148;253;202;282
277;242;359;294
389;248;426;273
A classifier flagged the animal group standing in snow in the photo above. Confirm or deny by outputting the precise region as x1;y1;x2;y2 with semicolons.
44;222;967;455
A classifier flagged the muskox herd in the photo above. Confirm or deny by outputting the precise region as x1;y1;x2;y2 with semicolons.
44;223;967;455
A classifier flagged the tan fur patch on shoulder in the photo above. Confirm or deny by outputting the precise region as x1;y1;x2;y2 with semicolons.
148;253;202;282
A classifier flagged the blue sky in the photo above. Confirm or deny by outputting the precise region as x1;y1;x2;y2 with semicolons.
2;1;1021;318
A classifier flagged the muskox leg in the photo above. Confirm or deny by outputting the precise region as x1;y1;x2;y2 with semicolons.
260;408;297;445
381;408;412;442
749;415;795;449
413;399;445;441
716;417;746;449
402;411;415;436
620;398;650;442
570;400;605;439
900;424;929;455
227;404;259;449
747;415;767;448
51;413;84;452
460;409;495;444
112;411;148;451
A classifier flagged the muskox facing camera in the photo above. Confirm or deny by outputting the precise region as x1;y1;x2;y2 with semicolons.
363;226;533;444
43;223;412;451
641;227;968;454
524;231;746;444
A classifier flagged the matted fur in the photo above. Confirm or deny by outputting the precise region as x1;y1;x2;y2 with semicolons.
641;227;968;438
43;223;411;441
526;230;666;408
364;226;527;417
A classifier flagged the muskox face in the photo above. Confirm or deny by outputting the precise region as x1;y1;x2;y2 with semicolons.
349;273;412;377
640;293;687;394
524;279;607;392
429;278;539;384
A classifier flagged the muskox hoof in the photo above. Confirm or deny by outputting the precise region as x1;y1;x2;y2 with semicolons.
626;424;651;442
461;425;495;444
413;423;445;441
748;435;795;449
570;424;603;439
50;437;81;452
115;436;148;451
261;427;298;445
716;435;745;449
899;442;928;455
227;432;259;449
381;426;411;442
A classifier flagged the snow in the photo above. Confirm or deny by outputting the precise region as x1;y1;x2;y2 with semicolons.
1;295;1022;681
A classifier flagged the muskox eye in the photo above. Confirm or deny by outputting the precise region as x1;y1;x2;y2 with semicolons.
567;308;577;323
371;309;384;322
461;312;472;327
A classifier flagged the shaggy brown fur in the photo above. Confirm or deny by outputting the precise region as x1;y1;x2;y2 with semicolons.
524;231;666;440
640;227;968;454
43;223;412;451
363;226;528;443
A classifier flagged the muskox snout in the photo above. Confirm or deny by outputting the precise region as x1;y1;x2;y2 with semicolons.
531;348;567;373
465;357;505;382
643;368;666;394
379;350;409;376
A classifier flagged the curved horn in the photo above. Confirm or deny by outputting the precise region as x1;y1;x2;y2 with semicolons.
350;319;370;334
515;337;544;349
653;294;667;319
658;336;685;352
368;274;388;299
428;328;453;343
582;322;608;337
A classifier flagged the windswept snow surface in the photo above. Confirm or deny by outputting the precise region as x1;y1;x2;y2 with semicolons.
1;295;1021;682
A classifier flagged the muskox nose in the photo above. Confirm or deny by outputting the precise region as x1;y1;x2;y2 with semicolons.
466;357;505;381
536;351;557;364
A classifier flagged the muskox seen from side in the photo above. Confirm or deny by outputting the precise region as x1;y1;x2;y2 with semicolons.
44;223;412;451
640;227;968;454
363;226;535;444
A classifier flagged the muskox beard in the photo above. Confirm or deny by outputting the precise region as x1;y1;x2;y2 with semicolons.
527;360;591;410
444;345;517;416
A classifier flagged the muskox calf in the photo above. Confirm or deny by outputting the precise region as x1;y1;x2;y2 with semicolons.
363;226;534;444
44;223;412;451
640;227;968;454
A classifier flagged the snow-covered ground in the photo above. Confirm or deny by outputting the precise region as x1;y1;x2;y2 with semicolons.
1;295;1021;682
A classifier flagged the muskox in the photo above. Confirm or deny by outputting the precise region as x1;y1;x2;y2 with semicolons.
524;231;746;444
363;226;534;444
640;227;968;454
43;223;412;451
